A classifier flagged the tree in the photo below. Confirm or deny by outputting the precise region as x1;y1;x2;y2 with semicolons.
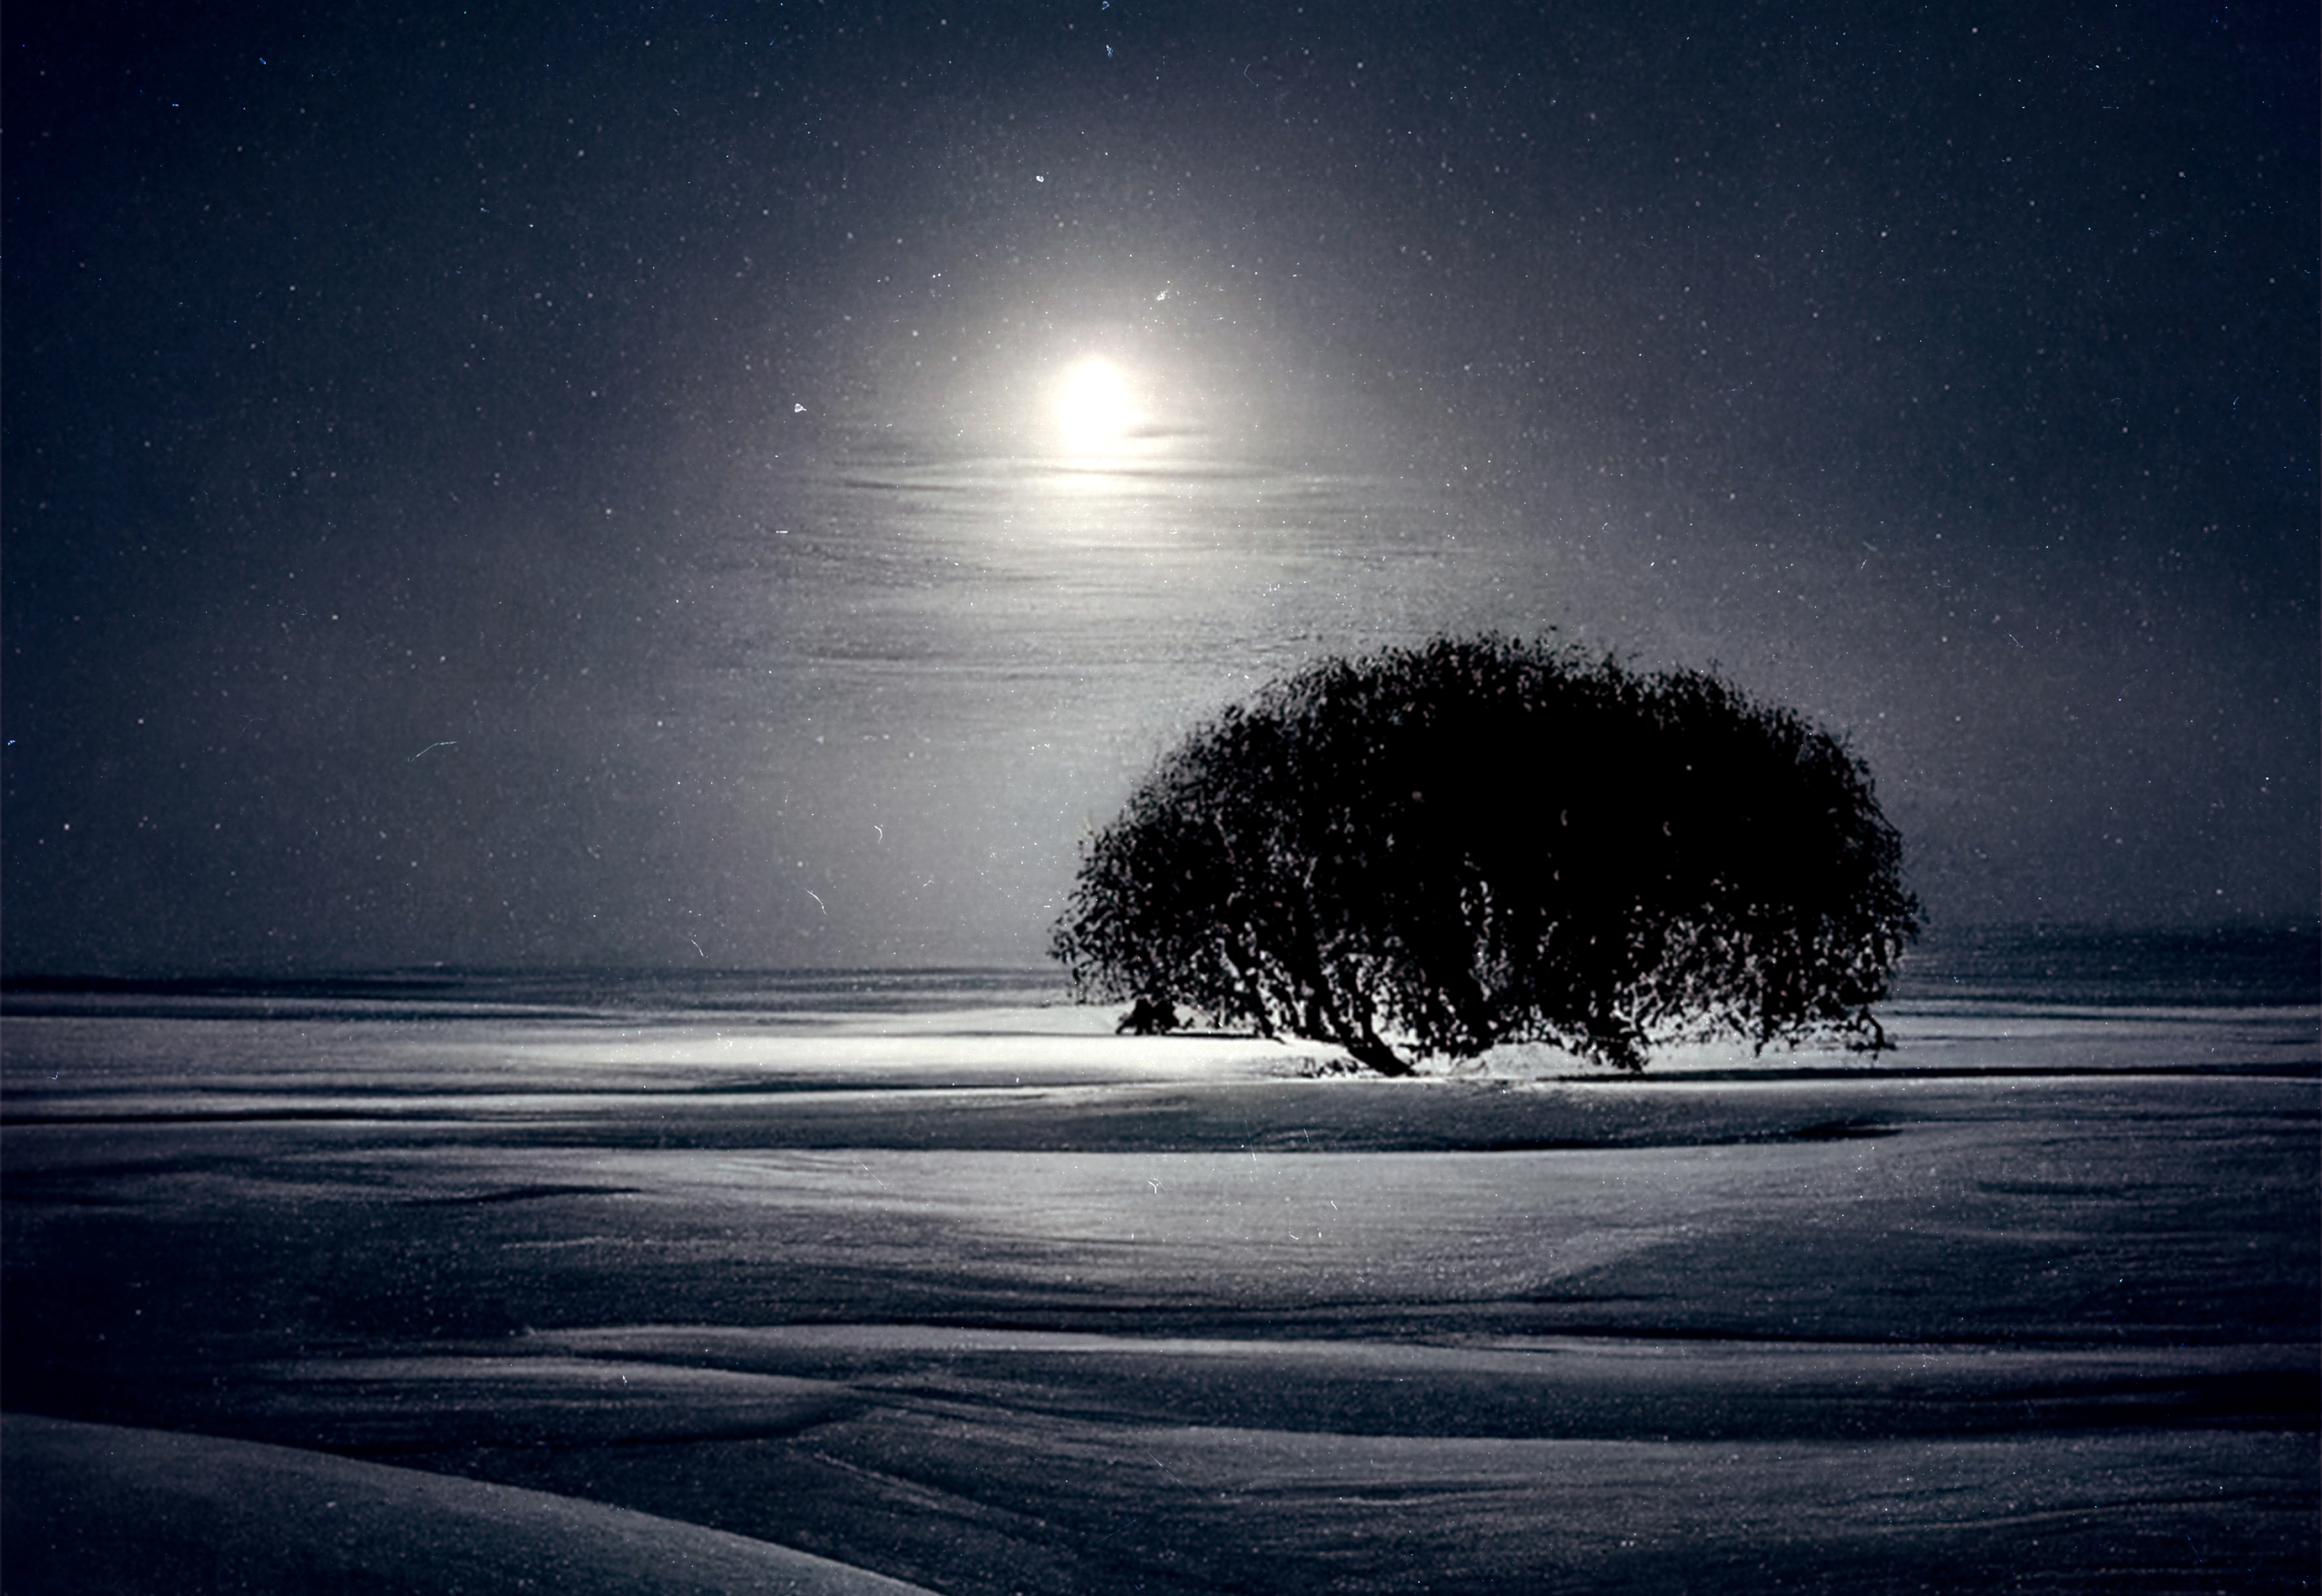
1050;637;1920;1074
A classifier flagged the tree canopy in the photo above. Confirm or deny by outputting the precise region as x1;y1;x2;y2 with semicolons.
1050;637;1920;1074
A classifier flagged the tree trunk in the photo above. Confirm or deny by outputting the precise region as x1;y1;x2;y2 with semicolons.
1343;1027;1413;1077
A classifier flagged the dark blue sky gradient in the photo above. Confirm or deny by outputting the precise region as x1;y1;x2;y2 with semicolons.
5;1;2315;972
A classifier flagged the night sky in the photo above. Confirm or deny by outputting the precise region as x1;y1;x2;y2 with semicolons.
5;1;2315;975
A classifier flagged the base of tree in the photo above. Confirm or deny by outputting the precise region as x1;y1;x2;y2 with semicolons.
1342;1032;1415;1077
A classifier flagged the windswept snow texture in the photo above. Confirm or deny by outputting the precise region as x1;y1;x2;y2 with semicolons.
5;946;2316;1593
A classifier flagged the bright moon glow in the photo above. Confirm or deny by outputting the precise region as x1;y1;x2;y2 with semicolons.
1052;357;1136;449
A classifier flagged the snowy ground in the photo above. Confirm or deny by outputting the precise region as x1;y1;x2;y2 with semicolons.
4;986;2315;1593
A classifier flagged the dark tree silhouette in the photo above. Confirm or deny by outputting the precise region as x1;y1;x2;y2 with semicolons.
1051;637;1920;1074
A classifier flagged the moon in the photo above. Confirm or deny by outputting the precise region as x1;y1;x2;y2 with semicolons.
1051;357;1137;450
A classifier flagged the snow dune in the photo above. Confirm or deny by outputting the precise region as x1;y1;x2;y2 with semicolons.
3;978;2313;1591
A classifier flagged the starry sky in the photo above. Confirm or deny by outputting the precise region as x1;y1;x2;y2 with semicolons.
5;0;2315;975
